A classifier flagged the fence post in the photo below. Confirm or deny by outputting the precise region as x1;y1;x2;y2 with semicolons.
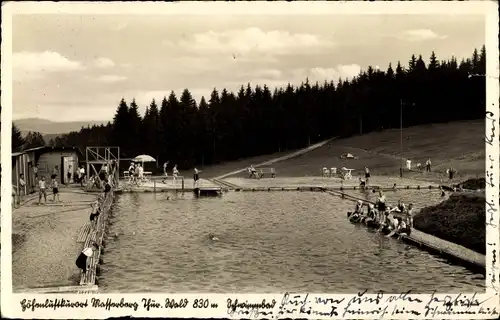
154;179;156;193
182;178;184;190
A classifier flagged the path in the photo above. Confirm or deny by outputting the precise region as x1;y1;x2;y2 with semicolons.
12;188;97;291
214;137;337;179
223;176;439;189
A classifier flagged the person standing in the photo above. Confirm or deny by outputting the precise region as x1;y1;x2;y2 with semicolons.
128;162;135;183
134;163;141;185
448;166;456;181
19;174;26;199
425;159;432;172
75;165;81;184
67;165;73;184
138;163;144;182
33;164;38;182
162;161;169;184
51;175;60;202
53;165;60;180
38;176;48;205
364;166;370;185
172;165;179;185
406;159;412;170
193;168;201;188
375;191;387;225
79;166;86;186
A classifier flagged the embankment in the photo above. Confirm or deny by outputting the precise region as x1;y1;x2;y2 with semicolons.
455;177;485;190
413;191;485;255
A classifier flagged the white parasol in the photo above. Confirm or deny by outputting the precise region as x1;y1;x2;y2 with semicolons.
133;154;156;168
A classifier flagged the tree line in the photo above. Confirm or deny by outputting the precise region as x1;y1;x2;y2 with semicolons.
15;46;486;170
11;126;46;153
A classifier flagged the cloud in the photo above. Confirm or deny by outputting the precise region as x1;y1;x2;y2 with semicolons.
13;51;84;79
292;64;362;82
94;57;115;68
247;69;283;79
176;27;335;56
111;22;128;31
401;29;448;41
95;75;128;83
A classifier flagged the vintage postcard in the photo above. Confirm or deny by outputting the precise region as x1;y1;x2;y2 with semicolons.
1;1;499;319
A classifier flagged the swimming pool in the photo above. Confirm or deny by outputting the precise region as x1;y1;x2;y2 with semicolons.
98;191;484;293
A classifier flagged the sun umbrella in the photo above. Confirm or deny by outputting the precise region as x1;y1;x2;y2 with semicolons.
133;155;156;169
133;155;156;163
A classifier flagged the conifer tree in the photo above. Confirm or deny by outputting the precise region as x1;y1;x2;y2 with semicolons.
51;46;487;170
12;123;25;152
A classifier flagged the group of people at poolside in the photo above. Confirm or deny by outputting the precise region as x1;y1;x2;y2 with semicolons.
37;165;64;204
126;161;202;188
13;163;90;206
349;191;414;239
127;162;146;185
161;161;202;188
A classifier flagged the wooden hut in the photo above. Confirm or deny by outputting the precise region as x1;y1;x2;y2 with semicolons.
23;146;83;184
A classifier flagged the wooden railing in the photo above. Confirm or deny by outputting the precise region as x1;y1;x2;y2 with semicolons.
79;188;114;286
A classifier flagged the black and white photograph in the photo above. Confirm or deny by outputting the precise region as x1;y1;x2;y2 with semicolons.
1;1;499;318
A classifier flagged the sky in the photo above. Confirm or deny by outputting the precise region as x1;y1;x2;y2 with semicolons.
11;11;486;122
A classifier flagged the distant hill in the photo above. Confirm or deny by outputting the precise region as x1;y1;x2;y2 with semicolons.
15;118;106;135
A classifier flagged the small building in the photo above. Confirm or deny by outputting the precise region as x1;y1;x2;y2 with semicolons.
21;146;83;185
12;148;38;195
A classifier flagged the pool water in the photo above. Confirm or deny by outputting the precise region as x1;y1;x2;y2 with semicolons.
98;191;484;293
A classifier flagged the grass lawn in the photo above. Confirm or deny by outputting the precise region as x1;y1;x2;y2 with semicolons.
227;120;485;183
413;192;486;255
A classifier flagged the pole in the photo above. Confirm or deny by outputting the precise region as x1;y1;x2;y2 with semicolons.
400;99;403;178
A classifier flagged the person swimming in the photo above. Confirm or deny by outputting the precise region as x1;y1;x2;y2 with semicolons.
439;187;446;197
364;204;376;225
389;200;405;213
355;200;363;213
350;200;364;221
359;178;366;188
208;233;219;241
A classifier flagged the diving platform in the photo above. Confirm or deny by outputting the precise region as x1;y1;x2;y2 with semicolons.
193;187;222;197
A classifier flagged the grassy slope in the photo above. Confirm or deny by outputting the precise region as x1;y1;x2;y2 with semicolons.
226;120;485;182
413;192;486;254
